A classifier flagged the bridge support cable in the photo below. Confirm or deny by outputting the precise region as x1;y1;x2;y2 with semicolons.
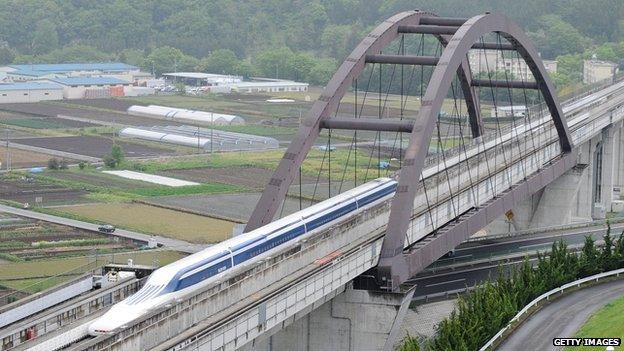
375;12;575;291
244;11;575;295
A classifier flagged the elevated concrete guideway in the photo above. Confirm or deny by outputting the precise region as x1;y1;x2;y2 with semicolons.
49;10;624;351
0;204;204;254
65;79;624;351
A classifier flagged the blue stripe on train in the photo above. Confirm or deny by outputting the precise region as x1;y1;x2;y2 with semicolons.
171;182;397;293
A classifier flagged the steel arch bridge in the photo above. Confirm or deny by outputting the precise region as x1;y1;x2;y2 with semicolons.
245;10;577;290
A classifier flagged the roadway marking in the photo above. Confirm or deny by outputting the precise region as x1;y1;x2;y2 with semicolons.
425;278;466;288
437;254;473;261
519;242;550;250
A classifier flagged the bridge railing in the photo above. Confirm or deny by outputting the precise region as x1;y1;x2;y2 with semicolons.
479;267;624;351
559;72;624;106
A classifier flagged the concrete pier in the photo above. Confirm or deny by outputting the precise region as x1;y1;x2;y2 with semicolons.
251;285;416;351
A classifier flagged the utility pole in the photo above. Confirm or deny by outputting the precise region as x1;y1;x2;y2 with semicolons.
5;129;10;171
210;112;214;154
197;125;201;153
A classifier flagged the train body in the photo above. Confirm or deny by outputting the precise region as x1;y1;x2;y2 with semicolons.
88;177;397;335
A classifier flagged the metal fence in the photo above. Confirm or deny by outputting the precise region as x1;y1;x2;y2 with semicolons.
479;267;624;351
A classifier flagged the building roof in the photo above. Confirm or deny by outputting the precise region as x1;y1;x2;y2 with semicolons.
585;59;618;68
0;82;62;91
48;77;130;86
162;72;240;79
6;69;52;77
8;63;138;73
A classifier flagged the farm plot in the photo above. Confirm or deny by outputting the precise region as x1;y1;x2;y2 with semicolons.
0;219;139;261
15;136;176;158
59;202;235;244
0;174;88;206
0;148;64;169
0;116;98;129
159;166;321;190
0;102;183;127
42;169;156;190
0;249;185;294
146;192;304;222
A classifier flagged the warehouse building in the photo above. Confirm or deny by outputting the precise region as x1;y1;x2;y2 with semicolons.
0;63;143;82
0;82;63;103
162;72;242;88
229;80;309;93
48;77;131;99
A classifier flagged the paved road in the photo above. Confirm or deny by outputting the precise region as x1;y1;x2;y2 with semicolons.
0;204;204;254
497;279;624;351
410;222;623;298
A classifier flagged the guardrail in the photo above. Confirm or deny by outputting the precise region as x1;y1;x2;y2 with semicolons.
466;217;624;243
479;267;624;351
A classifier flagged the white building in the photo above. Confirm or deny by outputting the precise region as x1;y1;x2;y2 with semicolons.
47;77;131;99
0;82;63;103
468;50;557;81
229;80;309;93
583;59;619;84
162;72;243;88
491;105;527;118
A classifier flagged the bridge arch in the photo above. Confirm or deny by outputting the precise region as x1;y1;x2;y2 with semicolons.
245;10;575;290
245;10;484;231
378;12;574;288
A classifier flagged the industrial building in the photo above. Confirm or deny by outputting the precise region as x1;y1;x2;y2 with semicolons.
0;63;143;82
48;77;131;99
162;72;242;89
583;59;619;84
0;82;63;103
229;80;309;93
468;50;558;81
119;125;279;152
127;105;245;125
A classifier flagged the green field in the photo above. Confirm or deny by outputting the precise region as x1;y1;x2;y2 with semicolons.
0;249;185;293
0;118;68;129
33;168;246;202
58;202;235;244
564;293;624;351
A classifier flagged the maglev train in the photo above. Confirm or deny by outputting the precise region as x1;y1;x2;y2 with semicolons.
88;177;397;335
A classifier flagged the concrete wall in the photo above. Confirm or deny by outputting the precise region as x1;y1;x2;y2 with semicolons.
0;89;62;103
249;286;415;351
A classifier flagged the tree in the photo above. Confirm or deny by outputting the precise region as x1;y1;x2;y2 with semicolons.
146;46;197;75
47;158;59;170
601;224;617;271
110;144;124;166
196;49;240;74
0;41;16;65
103;155;117;168
31;19;58;55
529;15;589;59
578;235;600;277
307;58;338;85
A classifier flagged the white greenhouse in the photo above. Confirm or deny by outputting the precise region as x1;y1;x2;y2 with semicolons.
119;125;279;152
127;105;245;125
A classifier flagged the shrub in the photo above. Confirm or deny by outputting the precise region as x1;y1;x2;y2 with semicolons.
47;157;59;170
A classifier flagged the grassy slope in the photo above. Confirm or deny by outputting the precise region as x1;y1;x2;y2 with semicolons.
564;293;624;351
